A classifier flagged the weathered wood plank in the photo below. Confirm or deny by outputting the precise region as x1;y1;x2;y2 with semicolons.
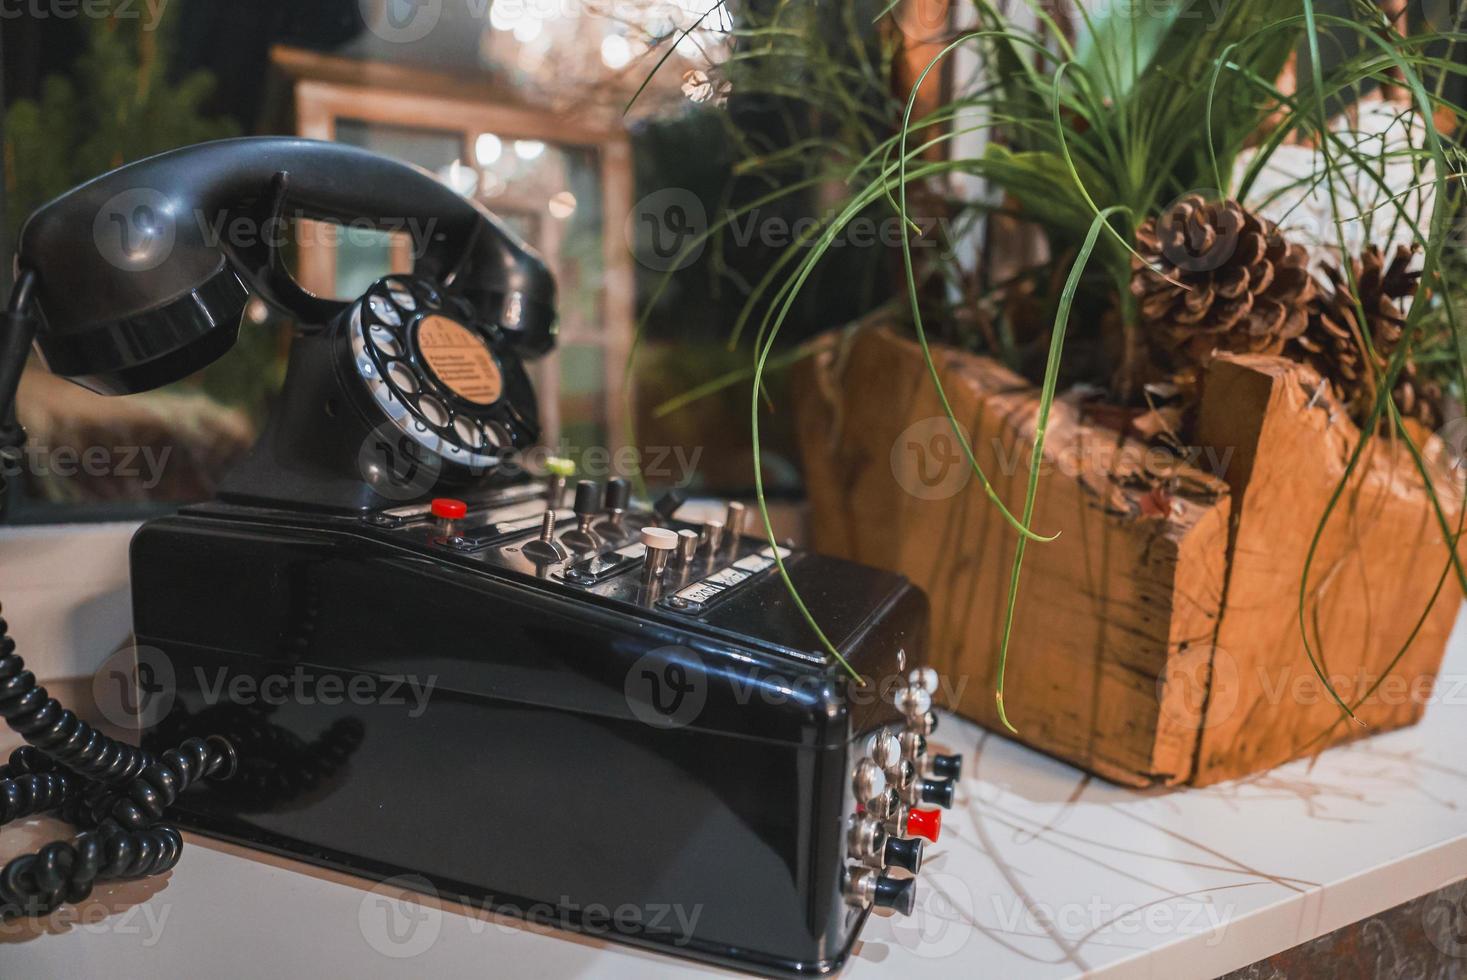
1191;354;1463;785
794;325;1462;786
795;324;1232;785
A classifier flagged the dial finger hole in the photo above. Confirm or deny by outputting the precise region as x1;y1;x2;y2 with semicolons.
453;416;486;449
389;287;418;312
485;421;512;450
386;360;420;397
369;324;402;357
417;394;449;428
368;294;401;327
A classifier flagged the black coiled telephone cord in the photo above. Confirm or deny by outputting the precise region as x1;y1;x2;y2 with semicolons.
0;271;235;917
0;619;236;916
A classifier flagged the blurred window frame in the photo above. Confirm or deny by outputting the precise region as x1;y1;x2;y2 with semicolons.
272;45;636;450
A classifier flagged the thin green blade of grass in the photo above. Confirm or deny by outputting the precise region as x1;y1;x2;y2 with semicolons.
1197;7;1463;716
623;1;729;116
1289;1;1458;724
992;206;1126;732
738;151;1063;681
896;32;1062;546
654;334;841;418
893;31;1081;728
619;174;828;501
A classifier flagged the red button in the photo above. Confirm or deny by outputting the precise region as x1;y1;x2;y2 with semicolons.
431;498;467;520
906;808;941;843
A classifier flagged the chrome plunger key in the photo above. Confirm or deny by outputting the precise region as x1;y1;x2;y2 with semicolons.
641;526;677;584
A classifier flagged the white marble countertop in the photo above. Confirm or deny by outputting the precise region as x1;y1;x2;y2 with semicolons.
1;523;1465;978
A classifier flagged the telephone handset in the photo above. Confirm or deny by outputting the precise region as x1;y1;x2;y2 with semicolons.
3;136;556;510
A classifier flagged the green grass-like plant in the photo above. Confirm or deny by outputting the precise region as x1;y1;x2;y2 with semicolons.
632;0;1467;724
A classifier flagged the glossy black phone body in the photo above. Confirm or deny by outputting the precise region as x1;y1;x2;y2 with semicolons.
132;487;927;977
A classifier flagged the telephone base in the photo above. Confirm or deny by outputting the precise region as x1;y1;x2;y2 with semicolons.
131;488;929;977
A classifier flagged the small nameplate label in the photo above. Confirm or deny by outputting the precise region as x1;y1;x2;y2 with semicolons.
675;582;726;605
662;547;794;614
705;568;751;588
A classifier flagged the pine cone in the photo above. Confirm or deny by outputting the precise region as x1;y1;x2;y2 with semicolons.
1293;244;1439;428
1132;197;1315;392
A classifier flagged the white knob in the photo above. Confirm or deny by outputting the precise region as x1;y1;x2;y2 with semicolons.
896;685;932;719
640;526;678;551
852;758;887;805
908;667;939;695
640;526;677;582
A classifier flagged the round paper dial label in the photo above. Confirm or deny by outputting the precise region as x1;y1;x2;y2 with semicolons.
416;314;503;405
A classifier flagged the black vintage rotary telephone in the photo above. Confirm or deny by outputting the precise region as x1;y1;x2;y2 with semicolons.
6;135;555;512
0;137;945;975
0;137;556;914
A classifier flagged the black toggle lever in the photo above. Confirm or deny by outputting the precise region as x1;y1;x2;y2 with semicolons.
596;477;632;542
562;481;603;552
574;479;601;518
604;477;630;514
882;835;924;874
653;488;687;525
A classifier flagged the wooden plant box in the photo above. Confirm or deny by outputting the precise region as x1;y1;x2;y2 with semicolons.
792;323;1463;786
